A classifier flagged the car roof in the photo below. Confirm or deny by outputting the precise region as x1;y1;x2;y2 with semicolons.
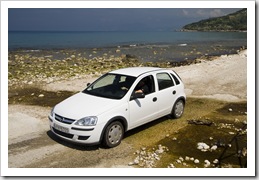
110;67;164;77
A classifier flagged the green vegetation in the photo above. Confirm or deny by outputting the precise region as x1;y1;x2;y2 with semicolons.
182;8;247;32
126;98;247;168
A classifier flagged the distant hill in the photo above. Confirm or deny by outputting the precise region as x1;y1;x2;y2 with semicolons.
181;9;247;32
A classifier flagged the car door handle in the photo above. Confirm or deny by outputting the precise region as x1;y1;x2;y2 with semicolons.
173;90;176;95
153;97;157;102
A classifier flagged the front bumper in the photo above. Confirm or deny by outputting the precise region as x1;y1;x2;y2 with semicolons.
48;115;103;145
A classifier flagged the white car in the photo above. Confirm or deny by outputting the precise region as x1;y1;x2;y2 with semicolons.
49;67;186;148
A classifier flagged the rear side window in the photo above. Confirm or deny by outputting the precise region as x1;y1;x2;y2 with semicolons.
171;73;180;85
157;73;174;90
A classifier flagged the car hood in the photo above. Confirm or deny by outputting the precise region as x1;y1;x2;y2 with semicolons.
54;92;120;120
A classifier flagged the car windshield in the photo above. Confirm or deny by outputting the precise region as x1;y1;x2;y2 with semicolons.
83;73;136;99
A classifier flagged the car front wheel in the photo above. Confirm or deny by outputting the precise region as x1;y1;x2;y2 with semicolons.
103;121;124;148
171;99;185;119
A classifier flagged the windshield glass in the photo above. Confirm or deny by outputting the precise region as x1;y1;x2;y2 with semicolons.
83;73;136;99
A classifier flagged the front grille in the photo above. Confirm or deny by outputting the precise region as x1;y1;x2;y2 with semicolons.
53;127;74;139
53;127;90;141
55;113;75;124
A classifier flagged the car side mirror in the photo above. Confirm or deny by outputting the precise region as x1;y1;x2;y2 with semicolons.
130;92;145;100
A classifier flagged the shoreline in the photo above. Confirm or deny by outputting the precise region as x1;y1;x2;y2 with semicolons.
8;48;247;103
8;47;247;88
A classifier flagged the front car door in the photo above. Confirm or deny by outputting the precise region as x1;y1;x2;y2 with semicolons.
128;75;159;129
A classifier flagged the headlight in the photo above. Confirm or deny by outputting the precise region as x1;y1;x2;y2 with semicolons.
75;116;98;126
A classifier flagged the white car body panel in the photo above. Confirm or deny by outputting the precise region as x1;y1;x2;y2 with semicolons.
129;93;159;129
54;92;120;119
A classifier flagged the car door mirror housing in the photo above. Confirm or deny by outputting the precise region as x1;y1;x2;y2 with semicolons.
130;92;145;100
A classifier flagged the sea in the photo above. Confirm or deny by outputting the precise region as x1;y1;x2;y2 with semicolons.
8;31;247;62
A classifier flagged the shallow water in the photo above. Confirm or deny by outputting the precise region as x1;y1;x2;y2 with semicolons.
156;101;247;168
9;31;247;62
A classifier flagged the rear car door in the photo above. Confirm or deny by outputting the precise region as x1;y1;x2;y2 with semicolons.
155;72;178;117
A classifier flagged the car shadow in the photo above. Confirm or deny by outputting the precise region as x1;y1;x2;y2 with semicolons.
46;130;100;151
124;115;173;138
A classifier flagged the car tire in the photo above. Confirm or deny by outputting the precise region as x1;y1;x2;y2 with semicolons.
103;121;124;148
171;99;185;119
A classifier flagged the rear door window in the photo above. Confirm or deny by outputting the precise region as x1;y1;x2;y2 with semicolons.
156;73;174;90
171;73;180;85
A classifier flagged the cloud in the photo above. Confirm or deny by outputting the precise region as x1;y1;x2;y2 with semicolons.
195;9;223;18
182;9;189;16
182;8;230;19
209;9;224;17
9;8;242;31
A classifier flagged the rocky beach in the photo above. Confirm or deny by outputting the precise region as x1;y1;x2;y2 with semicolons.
7;48;248;169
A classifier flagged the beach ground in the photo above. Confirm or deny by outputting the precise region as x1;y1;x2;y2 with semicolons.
7;50;247;169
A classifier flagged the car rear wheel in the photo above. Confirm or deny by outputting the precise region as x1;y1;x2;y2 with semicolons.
103;121;124;148
172;99;184;119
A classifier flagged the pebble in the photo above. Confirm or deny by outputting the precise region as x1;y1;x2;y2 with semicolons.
134;159;139;165
234;118;239;122
179;156;184;162
129;145;169;168
210;145;217;151
38;94;44;97
185;156;190;161
128;162;134;166
228;108;233;112
155;157;160;161
176;159;182;164
213;159;219;164
168;164;175;168
194;159;199;164
197;142;210;152
204;160;211;167
242;147;247;156
141;147;146;151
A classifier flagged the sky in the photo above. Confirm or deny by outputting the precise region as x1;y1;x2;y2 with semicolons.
8;8;243;32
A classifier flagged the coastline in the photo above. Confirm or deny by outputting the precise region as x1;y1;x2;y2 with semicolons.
40;48;247;101
8;46;246;88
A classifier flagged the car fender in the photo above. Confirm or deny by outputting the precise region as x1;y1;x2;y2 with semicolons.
175;96;186;104
99;116;128;143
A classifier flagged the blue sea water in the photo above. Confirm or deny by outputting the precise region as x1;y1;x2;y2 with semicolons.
8;31;246;50
8;31;247;62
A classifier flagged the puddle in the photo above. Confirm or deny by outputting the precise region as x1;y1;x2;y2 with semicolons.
8;87;75;107
217;102;247;116
159;121;246;168
156;102;247;168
